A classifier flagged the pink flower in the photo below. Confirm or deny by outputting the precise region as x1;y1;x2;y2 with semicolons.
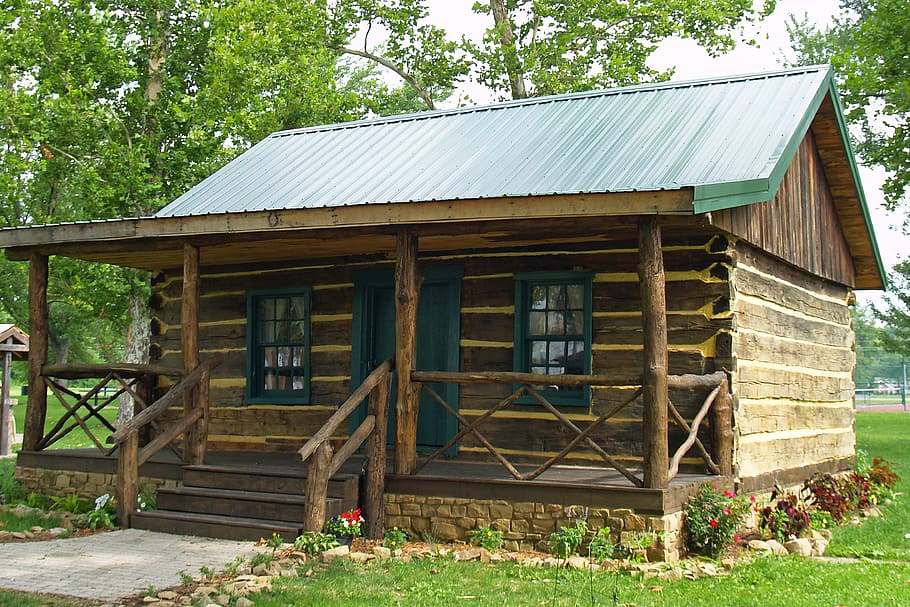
723;490;736;498
723;508;731;516
749;495;757;503
709;519;718;528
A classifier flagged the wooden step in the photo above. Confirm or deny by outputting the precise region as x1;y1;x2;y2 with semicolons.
131;510;302;542
156;486;346;524
183;465;359;505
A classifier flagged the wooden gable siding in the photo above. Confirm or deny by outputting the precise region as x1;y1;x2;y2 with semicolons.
712;130;856;288
149;228;733;471
730;241;854;486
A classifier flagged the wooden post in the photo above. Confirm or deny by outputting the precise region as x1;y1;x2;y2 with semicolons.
1;347;11;455
394;231;420;475
116;430;139;528
710;378;734;476
23;253;49;451
181;243;204;464
638;217;669;489
364;368;392;539
303;442;334;532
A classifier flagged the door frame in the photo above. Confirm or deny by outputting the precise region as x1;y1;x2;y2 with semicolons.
350;265;462;453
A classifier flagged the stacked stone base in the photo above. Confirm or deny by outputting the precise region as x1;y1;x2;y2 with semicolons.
15;465;175;502
384;493;684;562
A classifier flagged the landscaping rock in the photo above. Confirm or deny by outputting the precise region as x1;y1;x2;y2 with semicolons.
157;591;179;600
322;545;350;563
565;556;588;570
349;552;375;564
765;540;788;555
784;538;812;556
235;599;254;607
811;538;829;556
194;585;218;598
748;539;771;552
659;568;684;582
250;564;270;576
48;527;68;538
373;546;391;560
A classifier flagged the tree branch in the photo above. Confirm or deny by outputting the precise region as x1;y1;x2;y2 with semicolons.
332;45;436;110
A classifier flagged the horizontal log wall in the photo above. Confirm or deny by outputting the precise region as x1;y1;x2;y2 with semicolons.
149;232;734;466
150;257;389;451
730;241;855;481
442;234;734;470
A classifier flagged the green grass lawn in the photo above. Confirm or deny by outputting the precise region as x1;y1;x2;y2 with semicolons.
11;386;118;451
826;412;910;560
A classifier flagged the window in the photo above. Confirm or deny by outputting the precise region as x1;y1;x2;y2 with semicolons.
514;274;592;406
247;289;311;403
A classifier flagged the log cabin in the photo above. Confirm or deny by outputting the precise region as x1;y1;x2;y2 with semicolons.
0;65;885;560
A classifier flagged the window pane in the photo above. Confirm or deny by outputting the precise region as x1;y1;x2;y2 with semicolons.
277;347;290;366
531;286;547;309
274;298;288;320
289;296;306;320
264;368;276;391
260;320;276;342
262;347;277;367
531;341;547;364
547;311;564;335
275;321;289;341
547;285;565;309
292;347;303;367
567;284;584;309
288;320;306;342
258;298;274;321
567;311;584;334
531;366;547;375
529;311;546;335
292;376;305;390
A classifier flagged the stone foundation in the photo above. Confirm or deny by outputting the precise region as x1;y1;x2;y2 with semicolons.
384;493;684;562
15;466;177;501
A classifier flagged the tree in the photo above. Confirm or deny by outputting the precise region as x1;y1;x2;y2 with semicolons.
329;1;777;106
0;0;408;417
875;261;910;360
788;0;910;211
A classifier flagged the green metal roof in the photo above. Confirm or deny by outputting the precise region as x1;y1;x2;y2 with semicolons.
157;65;843;217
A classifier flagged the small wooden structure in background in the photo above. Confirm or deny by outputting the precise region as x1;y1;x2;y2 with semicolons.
0;324;28;456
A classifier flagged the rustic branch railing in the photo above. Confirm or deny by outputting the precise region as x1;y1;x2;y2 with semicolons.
412;371;646;487
666;372;732;481
36;363;177;452
412;370;733;488
106;356;222;527
297;356;393;538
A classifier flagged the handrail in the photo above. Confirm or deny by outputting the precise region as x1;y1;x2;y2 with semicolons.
42;362;180;380
108;356;221;445
113;356;222;528
298;357;394;461
299;356;394;538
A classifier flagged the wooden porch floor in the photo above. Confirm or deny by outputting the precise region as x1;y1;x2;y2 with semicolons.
17;449;719;515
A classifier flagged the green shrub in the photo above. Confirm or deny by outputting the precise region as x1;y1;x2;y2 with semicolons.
547;519;587;558
293;531;339;555
587;527;613;562
469;526;503;551
382;526;408;550
684;483;749;558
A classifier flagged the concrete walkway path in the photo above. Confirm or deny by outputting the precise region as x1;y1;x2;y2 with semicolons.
0;529;265;602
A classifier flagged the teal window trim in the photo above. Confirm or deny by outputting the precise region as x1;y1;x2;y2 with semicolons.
246;288;311;405
513;272;593;407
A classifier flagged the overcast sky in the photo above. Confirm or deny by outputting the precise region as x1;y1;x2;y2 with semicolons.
420;0;904;305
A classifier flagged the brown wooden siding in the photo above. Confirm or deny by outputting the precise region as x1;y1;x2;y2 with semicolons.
730;241;855;481
712;129;856;288
150;230;734;471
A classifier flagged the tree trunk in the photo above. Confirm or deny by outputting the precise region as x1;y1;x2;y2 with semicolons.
117;284;150;428
490;0;527;99
51;336;70;388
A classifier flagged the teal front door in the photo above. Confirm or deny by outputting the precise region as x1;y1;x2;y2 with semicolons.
352;267;462;452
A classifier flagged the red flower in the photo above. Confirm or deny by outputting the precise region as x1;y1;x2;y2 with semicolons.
733;534;740;543
723;490;736;498
749;495;757;503
709;519;718;528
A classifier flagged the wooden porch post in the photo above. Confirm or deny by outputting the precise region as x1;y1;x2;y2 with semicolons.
394;231;420;475
181;243;205;464
23;253;49;451
1;345;12;455
638;217;669;488
710;377;734;476
364;368;392;538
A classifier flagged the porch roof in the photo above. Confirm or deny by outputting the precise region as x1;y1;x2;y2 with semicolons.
0;66;884;288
